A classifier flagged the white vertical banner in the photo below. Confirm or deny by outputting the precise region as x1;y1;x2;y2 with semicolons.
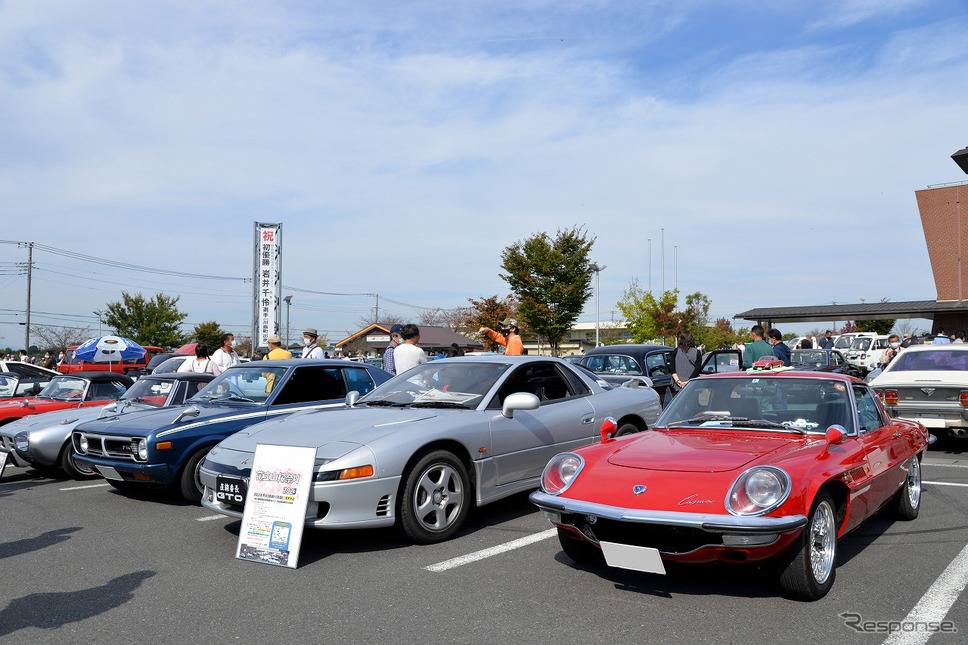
252;222;282;350
235;444;315;568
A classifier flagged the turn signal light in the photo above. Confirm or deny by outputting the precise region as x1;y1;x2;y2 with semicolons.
960;392;968;408
338;465;374;480
155;441;172;450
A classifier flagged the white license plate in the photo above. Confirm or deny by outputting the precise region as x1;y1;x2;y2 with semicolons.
96;465;123;480
600;541;666;575
903;416;946;428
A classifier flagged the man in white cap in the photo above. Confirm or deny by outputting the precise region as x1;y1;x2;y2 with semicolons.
302;328;324;359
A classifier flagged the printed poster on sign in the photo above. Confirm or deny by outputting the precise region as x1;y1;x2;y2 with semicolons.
0;449;8;479
235;444;315;569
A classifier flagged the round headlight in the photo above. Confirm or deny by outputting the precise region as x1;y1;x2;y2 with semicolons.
137;438;148;461
78;434;89;453
726;466;791;516
14;432;29;453
541;453;584;495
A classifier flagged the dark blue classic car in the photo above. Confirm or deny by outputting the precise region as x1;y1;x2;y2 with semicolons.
71;359;391;502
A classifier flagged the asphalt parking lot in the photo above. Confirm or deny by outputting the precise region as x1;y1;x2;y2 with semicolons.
1;440;966;645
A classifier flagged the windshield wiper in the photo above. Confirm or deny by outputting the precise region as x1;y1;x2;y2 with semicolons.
411;401;469;409
671;415;804;433
219;394;255;403
364;400;409;407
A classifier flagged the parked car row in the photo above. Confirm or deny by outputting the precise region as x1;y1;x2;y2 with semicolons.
0;354;937;601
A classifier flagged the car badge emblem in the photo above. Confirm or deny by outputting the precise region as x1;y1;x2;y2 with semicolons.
920;388;935;397
632;484;647;495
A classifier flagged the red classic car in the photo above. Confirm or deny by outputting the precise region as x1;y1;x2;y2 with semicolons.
750;356;785;370
530;372;929;600
0;372;133;427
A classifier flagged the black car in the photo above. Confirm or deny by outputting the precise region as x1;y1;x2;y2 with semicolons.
577;344;674;398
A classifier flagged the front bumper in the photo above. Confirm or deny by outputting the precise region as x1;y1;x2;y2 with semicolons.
0;446;30;468
531;490;807;563
199;462;400;529
73;454;172;485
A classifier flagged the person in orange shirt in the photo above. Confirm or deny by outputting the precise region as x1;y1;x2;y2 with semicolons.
480;318;524;355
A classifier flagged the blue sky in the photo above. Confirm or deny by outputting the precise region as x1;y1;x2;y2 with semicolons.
2;0;967;348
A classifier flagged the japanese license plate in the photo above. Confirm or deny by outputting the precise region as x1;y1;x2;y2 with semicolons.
601;541;667;575
216;475;248;506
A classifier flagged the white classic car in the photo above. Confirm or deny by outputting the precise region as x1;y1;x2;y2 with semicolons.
870;344;968;440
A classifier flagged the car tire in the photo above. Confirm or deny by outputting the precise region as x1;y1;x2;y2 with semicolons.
557;528;605;566
893;454;922;521
614;422;641;437
778;490;838;601
177;447;210;504
398;450;470;544
60;442;98;480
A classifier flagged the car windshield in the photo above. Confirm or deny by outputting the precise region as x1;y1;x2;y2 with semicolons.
120;377;176;407
361;362;511;409
579;354;644;375
37;376;88;401
833;336;853;350
658;376;854;434
152;356;187;374
791;350;828;366
889;349;968;372
189;366;288;404
850;337;873;351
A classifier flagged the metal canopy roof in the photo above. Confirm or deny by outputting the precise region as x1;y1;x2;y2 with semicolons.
734;300;968;324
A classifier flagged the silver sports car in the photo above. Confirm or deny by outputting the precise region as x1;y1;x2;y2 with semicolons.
200;356;661;543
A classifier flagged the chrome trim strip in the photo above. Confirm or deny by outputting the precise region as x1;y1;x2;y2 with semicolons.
530;490;807;533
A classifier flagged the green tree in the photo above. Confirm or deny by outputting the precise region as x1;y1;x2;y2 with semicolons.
855;319;895;335
103;292;188;348
465;295;518;352
703;318;739;350
499;227;595;356
617;282;683;344
191;321;225;352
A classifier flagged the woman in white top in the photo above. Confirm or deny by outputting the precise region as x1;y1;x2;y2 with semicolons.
178;343;219;375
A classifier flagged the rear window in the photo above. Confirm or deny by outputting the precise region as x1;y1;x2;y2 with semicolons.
889;350;968;372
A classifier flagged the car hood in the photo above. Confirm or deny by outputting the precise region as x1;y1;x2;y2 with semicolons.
73;401;260;437
0;397;69;412
0;401;158;436
606;428;791;473
217;406;441;454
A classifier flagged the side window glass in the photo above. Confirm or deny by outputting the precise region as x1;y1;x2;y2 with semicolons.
647;353;669;377
273;367;347;405
853;385;885;433
344;368;376;396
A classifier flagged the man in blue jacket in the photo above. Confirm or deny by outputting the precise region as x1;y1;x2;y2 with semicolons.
767;328;792;366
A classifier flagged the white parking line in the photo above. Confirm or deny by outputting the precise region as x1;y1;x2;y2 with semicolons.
425;528;557;572
196;514;229;522
923;481;968;488
883;542;968;645
59;483;110;491
923;463;968;469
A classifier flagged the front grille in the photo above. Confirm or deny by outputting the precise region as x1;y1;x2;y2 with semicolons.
562;513;723;554
0;435;15;450
74;433;141;462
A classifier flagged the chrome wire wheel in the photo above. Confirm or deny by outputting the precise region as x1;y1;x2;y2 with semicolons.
412;462;465;533
809;500;836;584
906;456;922;509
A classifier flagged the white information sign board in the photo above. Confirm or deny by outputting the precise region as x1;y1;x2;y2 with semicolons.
0;450;9;479
235;444;315;569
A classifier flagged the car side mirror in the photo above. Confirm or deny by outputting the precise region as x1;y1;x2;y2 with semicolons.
502;392;540;419
822;425;846;454
600;416;618;443
345;390;360;407
174;405;201;424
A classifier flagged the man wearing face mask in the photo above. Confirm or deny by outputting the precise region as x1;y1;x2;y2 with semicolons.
479;317;524;356
211;333;240;375
302;328;324;359
880;334;903;367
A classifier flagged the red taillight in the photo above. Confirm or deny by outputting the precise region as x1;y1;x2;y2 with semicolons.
960;392;968;408
884;390;899;406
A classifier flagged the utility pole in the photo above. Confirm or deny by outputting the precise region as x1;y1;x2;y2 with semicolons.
24;242;33;353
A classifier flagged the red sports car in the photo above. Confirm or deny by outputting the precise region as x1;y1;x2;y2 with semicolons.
530;372;929;600
0;372;133;426
750;356;785;370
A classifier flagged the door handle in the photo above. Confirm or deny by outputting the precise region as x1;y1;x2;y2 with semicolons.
581;415;595;425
